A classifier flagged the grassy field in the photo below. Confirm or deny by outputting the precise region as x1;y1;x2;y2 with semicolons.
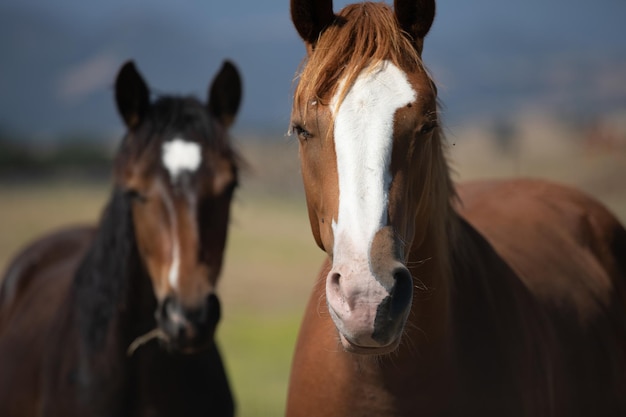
0;134;624;417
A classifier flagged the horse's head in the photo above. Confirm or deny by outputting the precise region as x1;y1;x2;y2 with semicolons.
291;0;448;355
113;61;241;353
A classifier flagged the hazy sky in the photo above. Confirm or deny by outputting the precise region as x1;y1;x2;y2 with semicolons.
2;0;625;137
14;0;625;43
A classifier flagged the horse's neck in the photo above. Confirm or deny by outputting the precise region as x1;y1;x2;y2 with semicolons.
405;202;458;347
370;209;459;401
411;209;524;352
373;209;499;413
442;215;542;412
448;215;530;341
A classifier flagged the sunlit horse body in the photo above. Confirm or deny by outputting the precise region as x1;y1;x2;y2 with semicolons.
286;1;626;416
0;60;242;417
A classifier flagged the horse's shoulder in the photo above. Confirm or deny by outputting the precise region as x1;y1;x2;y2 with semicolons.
457;178;622;243
456;178;626;318
0;226;94;414
0;226;96;312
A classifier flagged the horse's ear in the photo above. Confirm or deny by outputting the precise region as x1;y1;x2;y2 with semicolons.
291;0;335;49
115;61;150;129
394;0;436;54
208;60;242;130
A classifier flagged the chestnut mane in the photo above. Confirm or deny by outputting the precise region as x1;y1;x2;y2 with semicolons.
293;2;427;112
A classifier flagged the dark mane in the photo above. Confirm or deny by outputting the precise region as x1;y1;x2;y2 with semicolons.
149;97;230;151
73;188;139;350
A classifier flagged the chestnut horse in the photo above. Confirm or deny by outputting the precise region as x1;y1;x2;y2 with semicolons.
286;1;626;416
0;60;242;417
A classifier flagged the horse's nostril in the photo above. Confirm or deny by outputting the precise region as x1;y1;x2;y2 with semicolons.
390;267;413;318
327;271;343;302
371;267;413;344
155;294;222;351
205;293;221;327
176;324;186;340
176;294;221;329
185;304;207;324
329;272;341;287
156;296;173;322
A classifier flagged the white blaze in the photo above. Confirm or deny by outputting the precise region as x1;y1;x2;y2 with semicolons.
161;137;201;289
168;240;181;290
331;60;416;265
162;138;202;181
155;178;182;290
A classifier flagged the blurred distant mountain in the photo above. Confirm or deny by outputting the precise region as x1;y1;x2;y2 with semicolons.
1;0;625;141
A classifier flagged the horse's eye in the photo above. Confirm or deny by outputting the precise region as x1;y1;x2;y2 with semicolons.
125;189;147;203
292;124;312;141
419;121;438;136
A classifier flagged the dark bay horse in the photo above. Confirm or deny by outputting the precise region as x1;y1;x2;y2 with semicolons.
286;1;626;416
0;60;242;417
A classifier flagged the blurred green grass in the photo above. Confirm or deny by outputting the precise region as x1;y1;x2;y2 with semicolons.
218;314;302;417
217;193;323;417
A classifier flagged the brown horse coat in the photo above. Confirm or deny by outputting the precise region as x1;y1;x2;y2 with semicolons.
286;1;626;415
0;59;242;417
288;179;626;417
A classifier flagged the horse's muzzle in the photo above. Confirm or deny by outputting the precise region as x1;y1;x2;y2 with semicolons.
326;263;413;355
156;293;221;353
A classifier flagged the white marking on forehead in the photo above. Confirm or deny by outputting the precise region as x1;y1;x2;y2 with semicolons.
162;138;202;181
331;60;416;263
